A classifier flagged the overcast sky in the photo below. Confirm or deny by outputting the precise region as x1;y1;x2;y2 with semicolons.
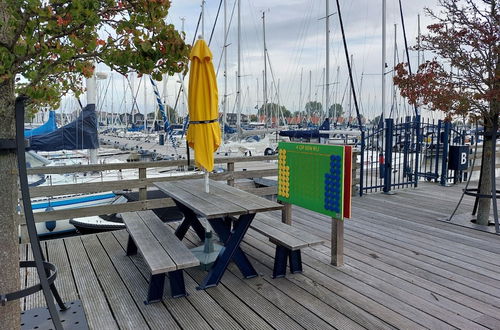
60;0;446;122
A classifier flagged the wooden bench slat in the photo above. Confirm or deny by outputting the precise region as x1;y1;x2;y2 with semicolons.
138;211;199;269
122;212;176;274
250;219;309;250
254;213;324;246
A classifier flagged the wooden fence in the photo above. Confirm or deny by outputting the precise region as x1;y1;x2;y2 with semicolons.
26;155;279;223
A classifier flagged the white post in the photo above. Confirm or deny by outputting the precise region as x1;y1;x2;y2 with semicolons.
325;0;330;120
223;0;228;141
262;11;268;128
236;0;241;134
299;68;303;116
381;0;387;121
86;72;98;164
205;171;209;193
201;1;205;39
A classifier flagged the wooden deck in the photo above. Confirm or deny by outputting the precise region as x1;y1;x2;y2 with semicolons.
20;182;500;329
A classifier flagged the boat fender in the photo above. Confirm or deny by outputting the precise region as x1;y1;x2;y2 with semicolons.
264;147;275;156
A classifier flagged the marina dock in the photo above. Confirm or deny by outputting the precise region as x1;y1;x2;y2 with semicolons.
20;182;500;329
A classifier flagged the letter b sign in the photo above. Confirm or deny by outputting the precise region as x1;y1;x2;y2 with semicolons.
448;146;469;171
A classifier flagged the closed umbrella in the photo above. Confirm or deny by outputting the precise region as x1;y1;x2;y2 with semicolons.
187;38;222;269
187;38;221;188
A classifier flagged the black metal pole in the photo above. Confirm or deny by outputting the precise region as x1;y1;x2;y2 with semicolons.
15;97;67;330
398;0;419;117
491;117;499;233
335;0;363;129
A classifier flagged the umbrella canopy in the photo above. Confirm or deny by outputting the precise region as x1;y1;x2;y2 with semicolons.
187;39;221;172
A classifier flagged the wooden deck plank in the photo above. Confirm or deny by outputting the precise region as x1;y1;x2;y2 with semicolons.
346;212;500;279
243;229;419;328
29;180;500;330
350;206;500;269
24;242;46;310
64;236;118;330
179;229;335;330
343;236;500;322
19;244;27;311
290;207;500;291
80;234;149;329
98;231;182;330
354;195;500;246
176;228;316;329
242;231;452;329
46;238;78;303
288;210;500;309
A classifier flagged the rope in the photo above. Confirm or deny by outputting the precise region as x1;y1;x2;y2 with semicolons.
398;0;419;117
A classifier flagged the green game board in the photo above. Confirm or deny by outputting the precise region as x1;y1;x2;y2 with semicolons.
277;142;345;219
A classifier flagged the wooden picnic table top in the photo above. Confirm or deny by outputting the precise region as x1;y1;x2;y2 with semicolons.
154;179;283;219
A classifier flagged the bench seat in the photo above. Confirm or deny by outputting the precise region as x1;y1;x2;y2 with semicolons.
122;210;199;304
250;213;324;278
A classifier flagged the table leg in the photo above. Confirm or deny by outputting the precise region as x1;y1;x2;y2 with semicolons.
198;213;257;289
173;200;206;240
209;217;257;279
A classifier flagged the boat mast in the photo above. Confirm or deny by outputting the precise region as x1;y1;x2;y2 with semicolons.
143;75;147;133
201;0;205;39
417;14;421;67
349;54;353;124
308;70;312;123
235;0;242;134
299;68;303;119
381;0;387;121
392;24;398;119
322;67;325;122
262;11;268;128
334;66;340;122
86;71;98;164
223;0;228;135
325;0;330;122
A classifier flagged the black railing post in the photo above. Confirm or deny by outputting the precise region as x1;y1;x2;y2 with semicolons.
383;118;394;193
360;130;365;196
414;115;421;187
435;120;442;180
440;121;451;186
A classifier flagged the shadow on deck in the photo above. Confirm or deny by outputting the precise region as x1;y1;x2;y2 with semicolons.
20;182;500;329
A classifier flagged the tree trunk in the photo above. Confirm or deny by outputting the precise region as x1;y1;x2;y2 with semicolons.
477;124;494;225
0;77;20;329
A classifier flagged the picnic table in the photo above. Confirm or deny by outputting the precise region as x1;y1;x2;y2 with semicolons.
155;178;283;289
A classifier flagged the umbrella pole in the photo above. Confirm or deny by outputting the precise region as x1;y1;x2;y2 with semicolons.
204;170;209;193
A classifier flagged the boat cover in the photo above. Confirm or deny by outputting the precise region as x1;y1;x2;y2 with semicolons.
28;104;99;151
279;118;330;139
25;111;57;138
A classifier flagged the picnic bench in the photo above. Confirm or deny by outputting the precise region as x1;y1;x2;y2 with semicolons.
155;179;283;290
122;210;199;304
250;213;324;278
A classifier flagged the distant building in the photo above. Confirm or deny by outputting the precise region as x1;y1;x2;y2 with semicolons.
225;113;248;126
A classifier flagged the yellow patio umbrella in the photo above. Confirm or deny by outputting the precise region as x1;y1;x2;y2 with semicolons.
187;38;221;193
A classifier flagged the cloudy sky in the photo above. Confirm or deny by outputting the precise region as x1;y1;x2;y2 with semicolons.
60;0;445;122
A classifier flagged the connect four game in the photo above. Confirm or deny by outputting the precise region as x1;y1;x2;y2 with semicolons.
277;142;352;220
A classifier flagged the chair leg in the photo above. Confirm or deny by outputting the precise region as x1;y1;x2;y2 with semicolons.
145;274;165;304
289;250;303;274
273;245;290;278
169;270;187;298
126;235;137;256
